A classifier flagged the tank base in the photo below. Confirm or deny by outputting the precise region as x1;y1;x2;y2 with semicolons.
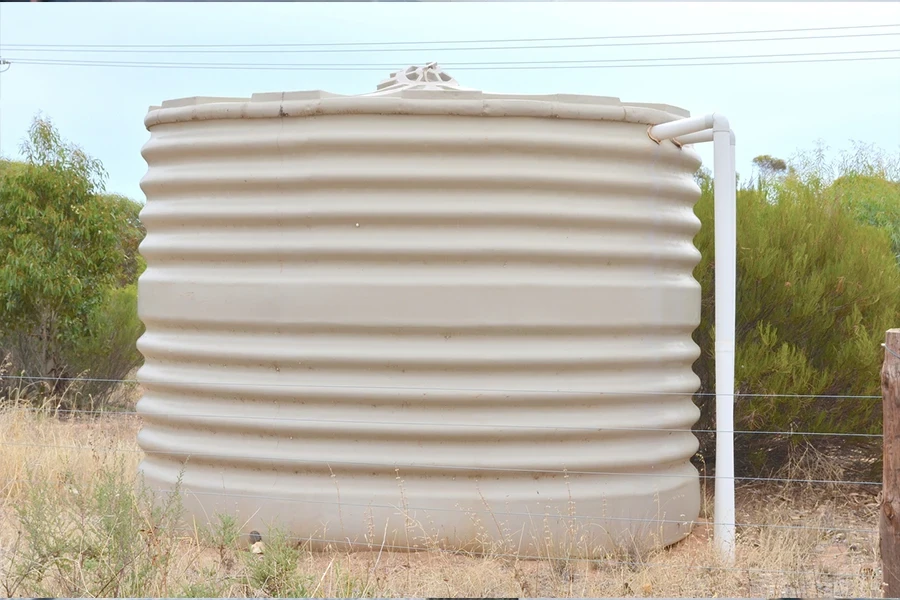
140;458;701;558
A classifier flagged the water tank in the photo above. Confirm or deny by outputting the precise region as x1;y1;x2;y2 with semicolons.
137;64;703;556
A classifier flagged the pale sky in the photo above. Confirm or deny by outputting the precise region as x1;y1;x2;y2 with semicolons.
1;2;899;202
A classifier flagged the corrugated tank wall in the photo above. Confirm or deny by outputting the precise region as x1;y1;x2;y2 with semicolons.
136;65;704;556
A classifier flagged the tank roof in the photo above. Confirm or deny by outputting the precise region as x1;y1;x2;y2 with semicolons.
147;63;690;128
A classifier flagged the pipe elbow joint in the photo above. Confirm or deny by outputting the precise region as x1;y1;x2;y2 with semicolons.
711;113;730;132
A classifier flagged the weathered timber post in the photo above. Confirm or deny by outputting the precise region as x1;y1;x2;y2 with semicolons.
882;328;900;597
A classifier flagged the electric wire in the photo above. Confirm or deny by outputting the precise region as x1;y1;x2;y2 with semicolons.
3;30;900;54
5;47;898;69
4;22;897;49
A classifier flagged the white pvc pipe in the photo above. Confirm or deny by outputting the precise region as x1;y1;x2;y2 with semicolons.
648;115;737;564
712;125;737;564
649;114;715;141
675;129;714;146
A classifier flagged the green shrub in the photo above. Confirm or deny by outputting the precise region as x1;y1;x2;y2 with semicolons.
242;527;311;597
830;175;900;265
692;158;900;473
0;117;122;391
795;141;900;263
102;193;147;286
63;284;145;406
0;116;145;409
4;459;184;598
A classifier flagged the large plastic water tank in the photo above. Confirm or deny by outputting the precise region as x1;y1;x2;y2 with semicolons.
137;64;703;556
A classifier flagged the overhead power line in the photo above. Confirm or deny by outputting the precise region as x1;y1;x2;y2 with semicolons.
2;22;897;49
3;31;900;54
7;48;897;69
7;52;900;72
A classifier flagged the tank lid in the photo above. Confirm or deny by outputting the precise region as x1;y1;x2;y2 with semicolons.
146;63;691;128
371;62;477;95
364;64;688;115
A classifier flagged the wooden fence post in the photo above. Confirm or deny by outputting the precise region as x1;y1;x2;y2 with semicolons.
883;328;900;597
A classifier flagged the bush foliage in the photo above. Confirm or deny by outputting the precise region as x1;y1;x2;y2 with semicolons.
0;117;145;407
6;458;184;598
692;145;900;472
64;285;145;403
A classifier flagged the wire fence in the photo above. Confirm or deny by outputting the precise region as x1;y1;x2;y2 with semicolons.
0;438;884;488
0;368;890;593
1;375;884;472
0;374;885;488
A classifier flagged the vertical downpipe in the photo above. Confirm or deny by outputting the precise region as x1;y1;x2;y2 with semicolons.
712;123;737;564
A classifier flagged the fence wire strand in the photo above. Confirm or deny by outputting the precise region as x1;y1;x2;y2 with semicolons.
0;373;884;400
4;406;885;439
146;486;877;535
0;440;883;487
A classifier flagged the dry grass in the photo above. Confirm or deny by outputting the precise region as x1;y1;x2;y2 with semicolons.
0;402;885;598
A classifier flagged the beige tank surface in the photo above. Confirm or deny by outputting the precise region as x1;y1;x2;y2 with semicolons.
137;64;704;557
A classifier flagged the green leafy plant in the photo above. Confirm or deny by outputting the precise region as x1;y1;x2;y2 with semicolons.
102;192;147;286
202;513;242;570
63;284;145;404
692;147;900;473
4;458;185;598
0;117;121;386
0;115;146;407
242;527;310;597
